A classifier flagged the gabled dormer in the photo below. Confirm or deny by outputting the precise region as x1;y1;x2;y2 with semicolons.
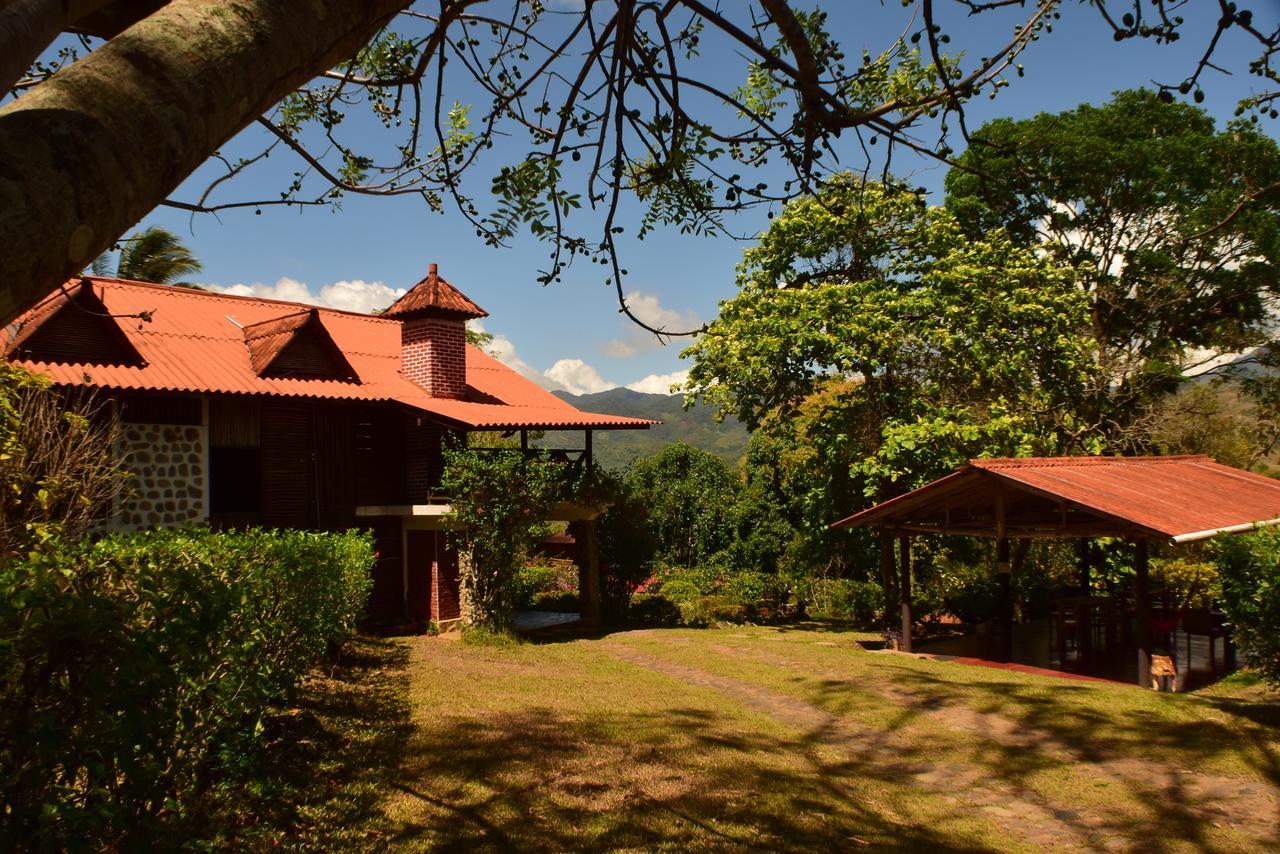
383;263;487;399
5;279;144;366
243;309;358;382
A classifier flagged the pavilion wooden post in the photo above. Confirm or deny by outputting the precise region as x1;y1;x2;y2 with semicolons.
898;535;913;653
1134;539;1152;689
878;531;898;639
994;489;1013;663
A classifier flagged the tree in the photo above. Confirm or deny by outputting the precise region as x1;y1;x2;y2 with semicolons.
946;90;1280;449
2;1;1277;326
625;442;741;569
92;226;203;285
440;445;561;632
684;176;1094;504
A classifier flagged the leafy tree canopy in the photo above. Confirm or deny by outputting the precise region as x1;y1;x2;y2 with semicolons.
946;90;1280;446
684;176;1095;502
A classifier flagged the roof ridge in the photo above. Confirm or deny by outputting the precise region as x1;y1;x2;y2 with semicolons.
78;276;401;324
972;455;1212;468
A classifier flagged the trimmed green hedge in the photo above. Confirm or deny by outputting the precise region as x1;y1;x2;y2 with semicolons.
0;527;374;848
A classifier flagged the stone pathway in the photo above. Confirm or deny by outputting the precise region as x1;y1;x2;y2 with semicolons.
602;635;1280;851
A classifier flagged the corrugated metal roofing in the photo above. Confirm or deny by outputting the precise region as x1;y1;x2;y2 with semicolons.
382;263;488;320
833;456;1280;542
2;278;654;431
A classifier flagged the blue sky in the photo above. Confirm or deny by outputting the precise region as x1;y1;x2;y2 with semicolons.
89;2;1279;395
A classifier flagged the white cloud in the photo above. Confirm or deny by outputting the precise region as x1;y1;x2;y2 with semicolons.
603;290;701;357
626;369;689;395
204;276;406;315
544;358;614;395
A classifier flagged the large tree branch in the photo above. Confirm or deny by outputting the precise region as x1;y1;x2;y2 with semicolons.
0;0;415;323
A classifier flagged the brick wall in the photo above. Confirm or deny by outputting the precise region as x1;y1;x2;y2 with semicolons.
401;317;467;399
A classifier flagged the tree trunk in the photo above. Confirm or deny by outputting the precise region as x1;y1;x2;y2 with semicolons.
0;0;412;323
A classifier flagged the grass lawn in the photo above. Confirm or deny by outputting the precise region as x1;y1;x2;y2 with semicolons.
199;623;1280;852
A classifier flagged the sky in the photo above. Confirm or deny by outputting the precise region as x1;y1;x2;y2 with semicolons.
72;1;1280;396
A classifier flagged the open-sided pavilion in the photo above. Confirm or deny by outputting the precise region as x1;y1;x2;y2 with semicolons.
832;455;1280;688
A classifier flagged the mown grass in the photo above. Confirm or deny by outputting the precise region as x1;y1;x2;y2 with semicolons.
191;624;1280;852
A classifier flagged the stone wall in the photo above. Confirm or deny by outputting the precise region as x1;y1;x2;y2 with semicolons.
116;423;208;529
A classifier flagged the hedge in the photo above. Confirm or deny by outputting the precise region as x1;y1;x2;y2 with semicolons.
0;527;374;848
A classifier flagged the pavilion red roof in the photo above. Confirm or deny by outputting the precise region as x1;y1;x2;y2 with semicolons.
833;456;1280;543
2;277;654;432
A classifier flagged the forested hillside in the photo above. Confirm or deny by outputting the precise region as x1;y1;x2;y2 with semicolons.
550;388;748;471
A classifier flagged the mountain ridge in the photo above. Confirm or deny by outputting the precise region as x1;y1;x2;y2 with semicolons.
550;388;749;470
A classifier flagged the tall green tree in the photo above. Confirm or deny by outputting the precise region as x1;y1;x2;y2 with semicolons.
946;90;1280;449
685;177;1094;504
92;226;203;285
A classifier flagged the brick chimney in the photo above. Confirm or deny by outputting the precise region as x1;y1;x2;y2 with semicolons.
382;262;488;399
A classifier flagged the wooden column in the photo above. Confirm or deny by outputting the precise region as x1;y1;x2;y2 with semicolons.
994;488;1013;663
898;535;913;653
878;531;898;636
1134;539;1152;689
520;429;528;453
584;429;593;468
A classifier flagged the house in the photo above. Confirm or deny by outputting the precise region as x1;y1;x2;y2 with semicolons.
1;266;655;628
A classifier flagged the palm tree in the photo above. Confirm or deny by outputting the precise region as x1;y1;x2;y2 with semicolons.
92;226;203;286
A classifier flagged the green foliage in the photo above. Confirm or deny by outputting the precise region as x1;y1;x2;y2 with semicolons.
0;363;129;560
94;225;204;285
625;443;741;568
513;561;578;610
947;90;1280;448
797;578;884;624
0;527;374;847
1151;557;1220;610
442;446;564;631
685;176;1092;575
1213;530;1280;687
651;565;791;625
625;593;682;627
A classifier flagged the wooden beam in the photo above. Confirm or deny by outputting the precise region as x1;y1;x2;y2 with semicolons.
898;534;913;653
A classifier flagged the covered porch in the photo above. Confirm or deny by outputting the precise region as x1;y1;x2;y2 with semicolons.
832;455;1280;689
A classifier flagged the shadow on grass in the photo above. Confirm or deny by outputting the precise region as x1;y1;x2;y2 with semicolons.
802;660;1280;847
191;635;414;850
389;705;994;852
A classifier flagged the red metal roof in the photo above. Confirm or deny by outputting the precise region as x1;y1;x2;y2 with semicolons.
382;263;487;320
2;278;654;432
833;456;1280;542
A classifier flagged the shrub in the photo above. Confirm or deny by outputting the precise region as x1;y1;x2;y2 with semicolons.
0;527;374;847
441;446;562;630
513;560;578;609
530;590;579;612
626;594;682;627
1212;529;1280;688
803;578;884;624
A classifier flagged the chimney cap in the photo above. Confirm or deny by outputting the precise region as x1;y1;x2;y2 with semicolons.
381;262;488;320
